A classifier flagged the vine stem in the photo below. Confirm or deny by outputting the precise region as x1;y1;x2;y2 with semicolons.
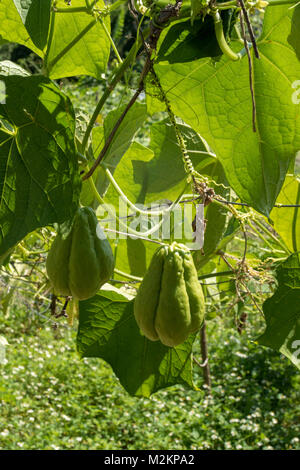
199;321;212;393
81;27;150;154
212;10;241;61
87;176;188;239
198;270;234;281
82;87;143;181
104;167;173;216
247;221;276;250
53;6;89;13
266;0;299;4
238;0;260;59
149;67;195;181
43;4;56;76
113;269;143;282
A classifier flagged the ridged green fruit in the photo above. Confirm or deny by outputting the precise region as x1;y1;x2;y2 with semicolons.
46;207;115;300
134;242;205;347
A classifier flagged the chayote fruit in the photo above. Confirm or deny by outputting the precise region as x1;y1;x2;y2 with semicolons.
134;242;205;347
46;206;115;300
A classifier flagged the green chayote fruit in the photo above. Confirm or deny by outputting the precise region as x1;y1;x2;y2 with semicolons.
134;242;205;347
46;207;115;300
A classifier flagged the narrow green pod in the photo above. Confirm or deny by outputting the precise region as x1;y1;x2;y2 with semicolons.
134;246;166;341
213;11;241;62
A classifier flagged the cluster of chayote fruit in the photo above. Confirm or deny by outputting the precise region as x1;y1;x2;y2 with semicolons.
46;208;205;347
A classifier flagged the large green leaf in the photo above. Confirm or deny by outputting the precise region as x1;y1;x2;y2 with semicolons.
101;142;157;279
105;119;213;206
13;0;51;50
0;75;81;258
45;0;110;79
270;175;300;253
258;253;300;369
77;287;196;397
0;0;42;55
104;141;154;208
150;6;300;215
0;0;110;79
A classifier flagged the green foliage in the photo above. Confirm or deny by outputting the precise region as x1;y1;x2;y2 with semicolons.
258;252;300;368
0;0;111;78
12;0;51;50
151;6;300;215
0;73;81;258
45;0;111;79
0;0;43;56
0;305;299;450
134;243;205;348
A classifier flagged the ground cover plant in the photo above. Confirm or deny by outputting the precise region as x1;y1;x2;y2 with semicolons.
0;301;299;450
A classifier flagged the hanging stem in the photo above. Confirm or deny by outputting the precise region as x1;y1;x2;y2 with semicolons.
81;26;150;154
212;10;241;61
238;0;260;59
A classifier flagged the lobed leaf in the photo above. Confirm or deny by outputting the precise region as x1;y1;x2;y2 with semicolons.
77;287;196;397
150;6;300;215
0;75;81;258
